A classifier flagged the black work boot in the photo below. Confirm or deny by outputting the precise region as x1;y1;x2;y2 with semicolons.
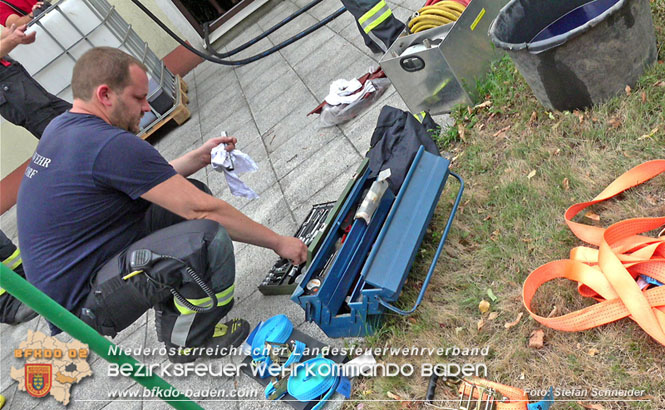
166;318;250;363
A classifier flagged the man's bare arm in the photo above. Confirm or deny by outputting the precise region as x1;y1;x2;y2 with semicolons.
169;136;237;176
141;174;307;263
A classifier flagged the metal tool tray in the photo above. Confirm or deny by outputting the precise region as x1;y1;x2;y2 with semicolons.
292;147;464;337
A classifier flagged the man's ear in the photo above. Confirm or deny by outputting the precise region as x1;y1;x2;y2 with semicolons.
95;85;113;108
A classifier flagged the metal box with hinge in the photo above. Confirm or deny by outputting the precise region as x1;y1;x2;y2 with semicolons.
291;147;464;338
379;0;509;114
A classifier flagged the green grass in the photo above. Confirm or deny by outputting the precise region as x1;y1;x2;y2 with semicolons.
348;2;665;409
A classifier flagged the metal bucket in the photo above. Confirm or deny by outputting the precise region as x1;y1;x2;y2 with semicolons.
489;0;657;111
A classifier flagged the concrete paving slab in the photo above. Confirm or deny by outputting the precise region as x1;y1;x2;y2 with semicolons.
275;24;338;68
234;213;298;283
260;111;320;154
246;69;301;115
279;136;362;210
270;123;344;180
241;60;294;101
252;83;318;135
291;162;359;224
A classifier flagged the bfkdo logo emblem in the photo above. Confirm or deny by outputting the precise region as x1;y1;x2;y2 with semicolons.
25;364;52;398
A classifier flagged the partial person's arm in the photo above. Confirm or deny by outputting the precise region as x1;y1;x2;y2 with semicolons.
169;136;237;177
4;1;42;27
141;175;308;264
0;24;35;57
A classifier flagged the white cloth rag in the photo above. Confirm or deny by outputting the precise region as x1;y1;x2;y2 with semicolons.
211;145;259;200
324;78;376;106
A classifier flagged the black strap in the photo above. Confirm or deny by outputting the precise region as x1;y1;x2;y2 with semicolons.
0;0;29;17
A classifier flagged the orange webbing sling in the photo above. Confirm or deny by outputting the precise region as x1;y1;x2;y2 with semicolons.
459;377;529;409
523;160;665;346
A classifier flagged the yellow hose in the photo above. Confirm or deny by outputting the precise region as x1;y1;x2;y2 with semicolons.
408;1;466;33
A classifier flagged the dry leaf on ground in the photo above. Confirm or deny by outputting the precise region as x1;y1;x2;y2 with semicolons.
641;91;647;103
474;100;492;109
638;128;658;140
527;170;537;179
577;402;606;410
477;318;485;331
625;85;632;95
528;111;537;126
504;312;523;329
493;125;511;138
458;124;466;142
529;329;545;349
573;110;584;123
588;348;599;356
547;306;558;318
387;391;402;400
562;178;569;191
654;80;665;87
608;118;622;129
584;211;600;221
488;312;499;321
479;300;491;313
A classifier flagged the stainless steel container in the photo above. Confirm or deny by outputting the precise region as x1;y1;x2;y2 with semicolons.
380;0;509;114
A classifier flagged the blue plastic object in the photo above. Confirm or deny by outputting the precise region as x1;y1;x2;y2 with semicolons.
531;0;619;43
292;147;463;337
527;387;554;410
288;357;340;410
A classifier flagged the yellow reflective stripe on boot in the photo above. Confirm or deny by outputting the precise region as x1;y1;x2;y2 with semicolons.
0;288;5;296
2;248;21;270
174;284;235;315
359;0;393;33
414;111;426;123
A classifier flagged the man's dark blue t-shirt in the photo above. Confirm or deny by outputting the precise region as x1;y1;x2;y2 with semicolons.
17;112;177;327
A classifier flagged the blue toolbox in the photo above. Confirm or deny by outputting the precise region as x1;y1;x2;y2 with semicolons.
291;146;464;337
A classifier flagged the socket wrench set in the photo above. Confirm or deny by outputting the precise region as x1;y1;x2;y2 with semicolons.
258;202;336;295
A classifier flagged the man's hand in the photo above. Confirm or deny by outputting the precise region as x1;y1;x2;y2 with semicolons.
30;2;46;18
197;135;237;166
274;236;308;265
0;25;36;57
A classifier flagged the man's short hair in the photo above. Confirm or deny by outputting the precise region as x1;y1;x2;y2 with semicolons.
72;47;148;101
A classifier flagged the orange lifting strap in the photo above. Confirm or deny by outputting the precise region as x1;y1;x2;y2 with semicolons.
459;377;529;409
523;160;665;346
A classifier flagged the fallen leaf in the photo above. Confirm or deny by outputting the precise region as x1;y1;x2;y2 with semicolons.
547;306;558;318
387;391;402;401
458;124;466;142
408;317;417;324
588;348;599;356
641;91;647;103
479;300;491;313
488;312;499;321
591;116;599;123
573;110;584;123
608;118;622;129
467;106;473;116
493;125;511;137
504;312;523;329
562;178;569;191
577;402;606;410
528;329;545;349
527;170;537;179
655;80;665;87
474;100;492;109
585;211;601;221
625;85;632;95
554;148;561;155
477;318;485;331
487;288;498;302
638;127;658;140
528;111;537;126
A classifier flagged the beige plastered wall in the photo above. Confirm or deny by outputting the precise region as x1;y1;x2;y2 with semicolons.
1;0;183;180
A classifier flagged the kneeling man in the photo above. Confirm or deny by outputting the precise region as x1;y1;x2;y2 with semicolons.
17;47;306;362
